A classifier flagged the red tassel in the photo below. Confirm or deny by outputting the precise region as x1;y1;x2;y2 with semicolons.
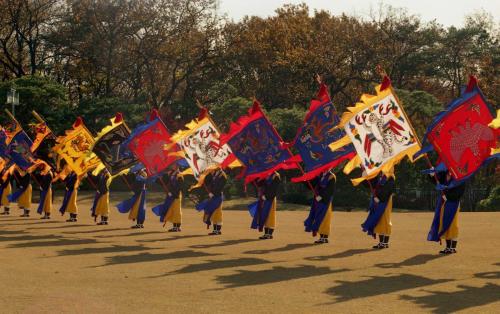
380;75;391;91
149;109;159;121
317;83;330;103
465;75;478;93
251;100;261;114
73;117;83;128
114;112;123;123
197;107;208;120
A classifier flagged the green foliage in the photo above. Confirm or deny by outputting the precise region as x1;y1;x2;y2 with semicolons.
478;185;500;211
0;76;71;134
267;106;306;143
210;97;253;133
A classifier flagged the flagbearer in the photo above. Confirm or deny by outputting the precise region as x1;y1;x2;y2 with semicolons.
153;166;183;232
56;165;80;222
90;168;111;225
427;169;465;254
361;170;395;249
117;169;147;229
32;161;54;219
304;169;336;244
8;166;32;217
250;172;280;239
0;161;13;215
195;168;227;235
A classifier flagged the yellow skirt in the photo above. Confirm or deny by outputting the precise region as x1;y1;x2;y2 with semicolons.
439;204;460;240
41;188;52;214
318;203;333;236
128;194;142;221
264;198;277;229
65;189;78;214
18;184;32;209
94;192;110;217
1;183;11;206
204;204;223;225
165;194;182;224
374;196;393;235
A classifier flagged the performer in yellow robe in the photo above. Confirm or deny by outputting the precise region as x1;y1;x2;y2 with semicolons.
117;170;148;228
54;165;80;222
152;167;183;232
427;170;466;254
195;168;227;235
32;162;54;219
361;170;395;249
250;172;280;239
304;170;336;244
0;160;13;215
90;168;111;225
8;166;32;217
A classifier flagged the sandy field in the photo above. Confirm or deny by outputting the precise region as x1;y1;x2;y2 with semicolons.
0;192;499;313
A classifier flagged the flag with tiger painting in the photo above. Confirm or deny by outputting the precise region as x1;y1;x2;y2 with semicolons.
92;113;137;176
125;113;181;177
329;76;421;185
285;83;356;182
53;117;102;175
170;108;239;179
414;76;499;183
219;101;297;184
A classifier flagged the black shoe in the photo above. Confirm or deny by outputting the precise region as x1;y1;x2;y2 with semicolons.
131;224;141;229
373;243;386;249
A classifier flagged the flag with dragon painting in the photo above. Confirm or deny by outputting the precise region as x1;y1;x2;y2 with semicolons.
6;130;34;170
329;76;421;185
284;83;356;182
126;117;181;177
219;101;297;184
414;76;499;183
170;109;239;179
53;118;102;175
92;113;137;176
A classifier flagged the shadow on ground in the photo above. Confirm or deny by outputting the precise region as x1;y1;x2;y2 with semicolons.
154;257;272;278
215;265;347;288
375;254;444;269
56;244;159;256
325;274;452;303
7;238;99;248
401;283;500;313
190;238;260;249
244;243;312;255
304;248;373;261
98;250;220;267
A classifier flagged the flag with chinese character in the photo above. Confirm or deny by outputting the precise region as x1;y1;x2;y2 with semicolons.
170;109;238;179
220;101;297;184
126;116;181;177
286;84;356;182
6;130;34;170
92;113;137;176
329;76;421;185
53;117;102;175
415;76;499;182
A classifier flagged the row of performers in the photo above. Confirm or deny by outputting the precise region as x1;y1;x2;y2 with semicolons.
0;159;465;255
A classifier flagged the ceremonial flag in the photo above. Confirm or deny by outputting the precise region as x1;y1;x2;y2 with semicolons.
6;130;34;170
126;113;180;177
414;76;499;182
30;112;53;153
329;76;421;185
92;113;137;176
220;100;297;184
170;108;237;179
53;117;102;175
490;110;500;155
0;129;8;158
285;83;356;182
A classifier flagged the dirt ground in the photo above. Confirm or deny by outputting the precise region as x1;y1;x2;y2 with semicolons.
0;192;499;313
